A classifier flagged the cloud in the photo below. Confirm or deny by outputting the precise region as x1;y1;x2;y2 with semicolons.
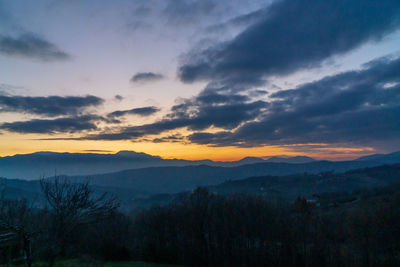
126;0;269;33
162;0;217;25
153;134;185;143
130;72;164;83
0;115;102;134
0;95;104;117
107;106;160;118
0;33;70;61
37;55;400;152
114;95;124;101
178;0;400;88
77;92;267;141
186;55;400;149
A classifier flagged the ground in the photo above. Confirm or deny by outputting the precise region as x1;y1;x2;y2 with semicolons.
23;260;179;267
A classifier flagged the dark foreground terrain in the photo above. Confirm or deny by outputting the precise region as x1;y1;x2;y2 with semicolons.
1;164;400;266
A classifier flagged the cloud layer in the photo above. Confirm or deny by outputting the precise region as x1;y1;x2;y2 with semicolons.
107;106;160;118
64;55;400;153
0;33;70;61
188;56;400;148
0;115;101;134
0;95;104;117
74;92;267;141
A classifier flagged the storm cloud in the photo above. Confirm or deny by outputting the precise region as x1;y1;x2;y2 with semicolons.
179;0;400;88
0;33;70;61
0;95;104;117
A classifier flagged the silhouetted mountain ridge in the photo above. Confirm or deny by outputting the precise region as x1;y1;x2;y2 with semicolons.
265;155;315;163
0;151;315;179
356;151;400;164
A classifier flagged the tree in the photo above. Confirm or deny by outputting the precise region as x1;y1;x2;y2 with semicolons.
40;176;120;262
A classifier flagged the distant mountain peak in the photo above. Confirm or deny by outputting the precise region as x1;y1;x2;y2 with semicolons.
237;157;265;163
116;150;159;158
357;151;400;163
266;156;315;164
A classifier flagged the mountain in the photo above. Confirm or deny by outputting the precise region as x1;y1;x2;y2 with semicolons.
0;151;225;179
0;151;167;179
0;151;313;179
209;164;400;201
265;156;315;164
69;159;386;194
356;151;400;164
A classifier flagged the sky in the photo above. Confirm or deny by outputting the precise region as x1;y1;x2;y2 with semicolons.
0;0;399;161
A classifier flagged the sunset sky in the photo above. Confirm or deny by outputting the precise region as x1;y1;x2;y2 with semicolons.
0;0;399;161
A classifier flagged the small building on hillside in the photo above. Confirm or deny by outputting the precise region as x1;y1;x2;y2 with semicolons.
0;223;31;266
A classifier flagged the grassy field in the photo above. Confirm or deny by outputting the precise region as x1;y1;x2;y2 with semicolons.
105;262;179;267
27;260;179;267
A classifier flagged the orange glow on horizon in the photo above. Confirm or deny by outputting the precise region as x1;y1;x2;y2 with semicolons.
0;133;375;161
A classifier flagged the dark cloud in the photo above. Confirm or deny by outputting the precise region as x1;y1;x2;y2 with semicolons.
78;92;267;141
114;95;124;101
130;72;164;83
188;131;232;146
187;56;400;149
204;8;266;37
0;33;70;61
153;134;185;143
0;95;104;117
179;0;400;88
0;115;102;134
107;106;160;118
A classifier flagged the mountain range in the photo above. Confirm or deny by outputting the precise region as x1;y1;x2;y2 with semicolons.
1;150;400;210
2;150;400;180
0;150;316;179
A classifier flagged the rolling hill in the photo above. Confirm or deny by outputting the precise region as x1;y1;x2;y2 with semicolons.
70;159;390;194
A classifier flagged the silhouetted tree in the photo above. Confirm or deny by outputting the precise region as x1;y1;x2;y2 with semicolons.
40;177;119;264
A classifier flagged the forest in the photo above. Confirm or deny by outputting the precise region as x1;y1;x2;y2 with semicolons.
1;165;400;266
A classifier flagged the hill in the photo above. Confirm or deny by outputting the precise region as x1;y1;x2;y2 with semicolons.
138;164;400;207
209;164;400;200
71;159;387;194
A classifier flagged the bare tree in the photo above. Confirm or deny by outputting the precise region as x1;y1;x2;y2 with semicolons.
40;176;120;261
